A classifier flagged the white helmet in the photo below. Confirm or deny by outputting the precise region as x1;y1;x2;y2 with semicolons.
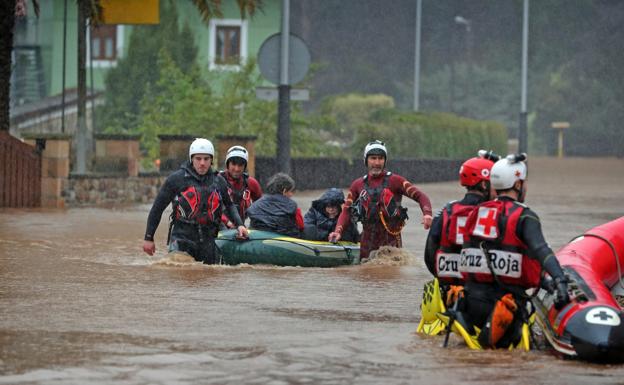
363;140;387;164
189;138;214;161
490;153;528;190
225;145;248;166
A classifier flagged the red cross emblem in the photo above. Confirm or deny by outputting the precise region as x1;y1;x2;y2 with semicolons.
455;216;468;245
475;207;498;238
515;170;521;177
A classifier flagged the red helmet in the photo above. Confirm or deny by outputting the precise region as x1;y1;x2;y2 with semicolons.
459;157;495;187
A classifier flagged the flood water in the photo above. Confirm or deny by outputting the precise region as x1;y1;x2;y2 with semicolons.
1;157;624;384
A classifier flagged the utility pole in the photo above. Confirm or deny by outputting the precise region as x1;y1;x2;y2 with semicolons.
413;0;422;111
277;0;291;174
75;1;88;173
519;0;529;153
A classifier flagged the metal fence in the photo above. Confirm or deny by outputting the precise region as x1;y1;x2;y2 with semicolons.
255;157;462;190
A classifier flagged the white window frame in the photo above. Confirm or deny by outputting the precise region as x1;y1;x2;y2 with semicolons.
208;19;248;71
87;25;125;68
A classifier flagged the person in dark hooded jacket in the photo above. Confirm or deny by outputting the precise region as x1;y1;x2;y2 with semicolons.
303;188;359;243
247;173;304;237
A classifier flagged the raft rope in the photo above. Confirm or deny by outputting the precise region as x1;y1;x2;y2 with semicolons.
379;211;404;236
568;232;624;291
216;236;359;257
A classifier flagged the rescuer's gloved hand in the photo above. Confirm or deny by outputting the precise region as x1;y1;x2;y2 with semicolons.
554;277;570;310
543;256;570;310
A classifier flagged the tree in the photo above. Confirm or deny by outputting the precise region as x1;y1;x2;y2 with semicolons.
99;3;198;134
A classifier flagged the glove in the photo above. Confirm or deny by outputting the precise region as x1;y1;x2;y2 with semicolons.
554;277;570;310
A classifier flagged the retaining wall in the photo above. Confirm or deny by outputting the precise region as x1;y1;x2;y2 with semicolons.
63;158;461;206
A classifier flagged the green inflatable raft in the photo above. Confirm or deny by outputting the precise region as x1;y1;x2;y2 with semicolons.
215;229;360;267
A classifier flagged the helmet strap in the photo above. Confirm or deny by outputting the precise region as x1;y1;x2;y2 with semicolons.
482;181;492;200
469;181;491;200
513;181;525;202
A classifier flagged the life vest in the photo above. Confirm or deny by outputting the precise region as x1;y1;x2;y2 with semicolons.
459;199;541;288
173;179;222;226
435;201;475;284
355;172;406;227
221;171;252;219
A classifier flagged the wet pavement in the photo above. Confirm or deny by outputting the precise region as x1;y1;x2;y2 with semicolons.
1;157;624;384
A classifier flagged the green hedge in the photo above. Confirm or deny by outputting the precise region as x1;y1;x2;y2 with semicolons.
352;109;507;159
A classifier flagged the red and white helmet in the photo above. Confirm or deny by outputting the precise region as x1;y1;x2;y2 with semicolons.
490;153;528;190
459;157;495;187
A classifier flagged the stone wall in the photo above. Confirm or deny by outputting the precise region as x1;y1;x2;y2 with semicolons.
63;158;462;206
65;174;165;206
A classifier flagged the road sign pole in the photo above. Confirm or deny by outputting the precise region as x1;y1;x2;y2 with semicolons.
277;85;291;174
277;0;291;174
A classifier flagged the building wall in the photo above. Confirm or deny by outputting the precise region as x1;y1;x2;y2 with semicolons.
13;0;280;100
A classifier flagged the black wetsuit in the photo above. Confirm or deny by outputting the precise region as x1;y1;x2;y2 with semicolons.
144;162;243;263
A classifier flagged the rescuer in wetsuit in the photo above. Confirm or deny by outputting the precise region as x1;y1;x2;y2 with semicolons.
458;153;570;348
424;150;498;284
142;138;248;263
328;140;433;259
219;145;263;228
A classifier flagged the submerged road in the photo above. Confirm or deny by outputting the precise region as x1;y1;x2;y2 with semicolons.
1;157;624;384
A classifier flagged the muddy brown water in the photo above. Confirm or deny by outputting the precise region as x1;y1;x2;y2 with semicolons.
1;157;624;384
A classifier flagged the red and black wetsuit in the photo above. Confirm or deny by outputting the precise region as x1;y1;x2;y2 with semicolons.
424;192;486;284
335;170;432;259
219;171;263;227
144;162;243;264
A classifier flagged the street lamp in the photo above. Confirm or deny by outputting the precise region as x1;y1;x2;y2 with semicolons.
413;0;422;111
454;15;473;116
454;15;471;32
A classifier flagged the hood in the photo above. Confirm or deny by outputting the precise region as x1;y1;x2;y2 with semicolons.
312;188;345;212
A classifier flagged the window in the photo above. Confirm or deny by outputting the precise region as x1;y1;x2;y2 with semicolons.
90;25;117;61
216;26;240;64
209;19;248;70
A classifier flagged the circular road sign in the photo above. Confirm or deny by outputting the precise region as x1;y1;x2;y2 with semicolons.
257;33;311;86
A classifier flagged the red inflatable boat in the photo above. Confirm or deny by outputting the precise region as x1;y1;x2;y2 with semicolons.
533;216;624;362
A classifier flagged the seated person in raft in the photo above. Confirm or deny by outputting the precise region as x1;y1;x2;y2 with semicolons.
303;188;359;243
247;173;304;237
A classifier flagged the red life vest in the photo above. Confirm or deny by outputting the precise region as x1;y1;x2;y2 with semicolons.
435;201;475;284
459;199;541;288
356;172;405;226
221;172;252;220
174;182;222;226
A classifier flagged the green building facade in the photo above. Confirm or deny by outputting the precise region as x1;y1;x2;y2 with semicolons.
11;0;281;107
